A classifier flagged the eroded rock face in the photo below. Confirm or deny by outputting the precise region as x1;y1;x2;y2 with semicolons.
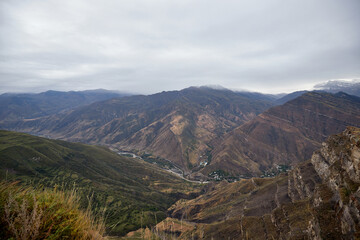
162;127;360;239
311;127;360;238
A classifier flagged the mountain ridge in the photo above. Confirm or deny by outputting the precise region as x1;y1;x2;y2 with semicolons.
2;87;360;178
204;91;360;177
1;87;274;173
0;89;130;122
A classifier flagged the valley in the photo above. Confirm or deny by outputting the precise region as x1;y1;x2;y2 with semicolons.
0;87;274;175
114;149;207;184
1;84;360;239
2;0;360;237
3;88;360;182
0;130;202;236
139;127;360;239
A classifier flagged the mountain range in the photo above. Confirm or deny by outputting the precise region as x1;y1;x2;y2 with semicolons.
2;87;360;179
1;81;360;238
0;89;128;122
0;87;274;174
204;92;360;177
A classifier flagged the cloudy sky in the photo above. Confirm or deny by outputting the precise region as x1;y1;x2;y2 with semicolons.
0;0;359;94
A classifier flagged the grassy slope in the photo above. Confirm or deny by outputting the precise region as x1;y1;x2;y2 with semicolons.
0;130;199;236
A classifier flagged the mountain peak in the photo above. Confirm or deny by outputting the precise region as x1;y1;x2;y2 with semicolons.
182;85;229;92
313;79;360;97
314;79;360;89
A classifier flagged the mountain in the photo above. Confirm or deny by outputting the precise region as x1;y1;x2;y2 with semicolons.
153;127;360;239
275;79;360;106
274;90;308;105
0;130;198;236
1;87;274;174
203;91;360;177
235;91;281;103
0;89;129;122
314;79;360;97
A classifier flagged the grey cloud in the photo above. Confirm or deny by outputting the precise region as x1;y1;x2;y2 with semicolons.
0;0;359;94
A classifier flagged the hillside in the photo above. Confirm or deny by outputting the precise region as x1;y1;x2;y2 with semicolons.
0;130;199;236
1;87;274;174
0;89;128;122
205;92;360;177
154;127;360;239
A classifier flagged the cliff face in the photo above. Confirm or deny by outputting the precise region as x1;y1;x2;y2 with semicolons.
311;127;360;238
205;92;360;176
163;127;360;239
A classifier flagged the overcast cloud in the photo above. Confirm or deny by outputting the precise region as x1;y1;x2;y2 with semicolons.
0;0;359;94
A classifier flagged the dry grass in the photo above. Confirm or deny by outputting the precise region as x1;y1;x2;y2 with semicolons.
0;181;106;240
4;194;42;240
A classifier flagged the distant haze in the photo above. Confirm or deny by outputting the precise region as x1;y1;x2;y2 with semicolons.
1;0;359;94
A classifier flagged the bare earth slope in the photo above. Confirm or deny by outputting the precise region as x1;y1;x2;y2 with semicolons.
205;92;360;176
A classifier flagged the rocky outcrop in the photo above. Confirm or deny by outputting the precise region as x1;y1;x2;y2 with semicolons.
163;127;360;239
311;127;360;238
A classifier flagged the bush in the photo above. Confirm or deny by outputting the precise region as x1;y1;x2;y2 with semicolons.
0;181;106;240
